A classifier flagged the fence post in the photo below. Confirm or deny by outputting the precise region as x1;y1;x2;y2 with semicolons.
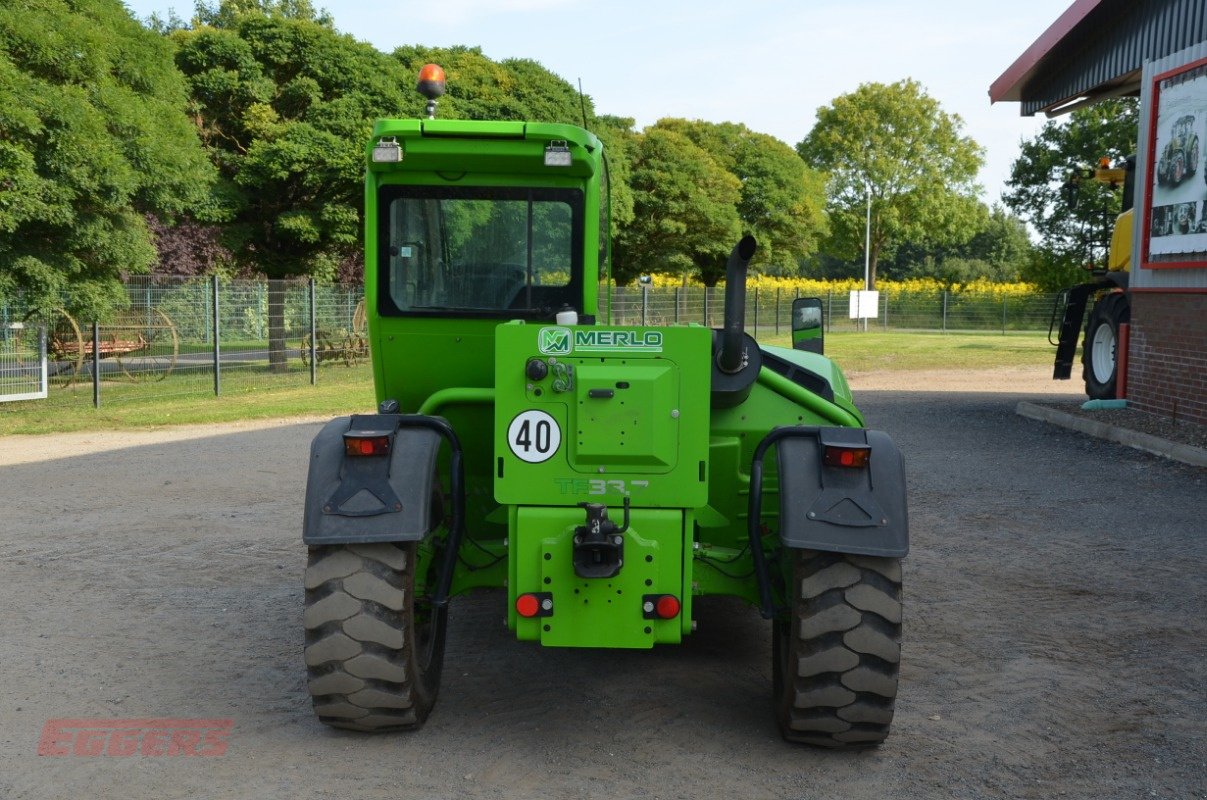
640;284;648;326
674;287;680;324
309;278;318;386
1002;298;1008;335
883;290;889;330
212;274;221;396
753;287;759;336
703;288;709;327
826;290;832;334
775;288;780;335
942;290;948;333
92;320;100;409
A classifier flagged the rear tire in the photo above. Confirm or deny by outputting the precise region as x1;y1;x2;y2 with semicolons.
1082;293;1128;400
304;542;447;731
774;550;902;748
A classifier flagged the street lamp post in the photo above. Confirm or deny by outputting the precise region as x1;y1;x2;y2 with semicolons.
863;181;871;332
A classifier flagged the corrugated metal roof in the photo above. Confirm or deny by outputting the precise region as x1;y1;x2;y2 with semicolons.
991;0;1207;116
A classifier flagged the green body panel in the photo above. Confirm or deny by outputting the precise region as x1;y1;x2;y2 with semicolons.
509;506;690;648
494;322;712;509
365;119;605;414
359;115;871;649
762;344;863;424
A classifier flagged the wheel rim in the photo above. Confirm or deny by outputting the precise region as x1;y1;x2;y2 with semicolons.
115;308;179;382
1091;322;1116;384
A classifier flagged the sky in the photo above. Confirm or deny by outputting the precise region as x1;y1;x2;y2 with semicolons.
123;0;1068;207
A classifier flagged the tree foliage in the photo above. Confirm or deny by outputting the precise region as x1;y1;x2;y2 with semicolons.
1003;98;1138;289
168;1;416;367
171;3;411;282
880;204;1033;284
591;114;637;240
0;0;216;316
392;45;592;126
650;119;828;275
613;128;742;286
798;79;985;288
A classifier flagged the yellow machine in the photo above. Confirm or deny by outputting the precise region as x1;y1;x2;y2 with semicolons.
1051;156;1133;399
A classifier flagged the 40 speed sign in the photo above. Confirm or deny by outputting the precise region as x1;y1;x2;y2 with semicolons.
507;410;561;463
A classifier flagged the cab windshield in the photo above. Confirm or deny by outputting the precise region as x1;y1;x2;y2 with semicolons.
377;185;583;318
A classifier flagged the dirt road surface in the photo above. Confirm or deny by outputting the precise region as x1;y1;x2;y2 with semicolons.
1;369;1203;799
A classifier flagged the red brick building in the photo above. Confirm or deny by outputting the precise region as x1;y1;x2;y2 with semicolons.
992;0;1207;425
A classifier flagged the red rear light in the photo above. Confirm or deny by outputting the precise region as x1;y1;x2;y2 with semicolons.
515;593;540;618
344;435;391;457
823;445;870;469
655;595;681;619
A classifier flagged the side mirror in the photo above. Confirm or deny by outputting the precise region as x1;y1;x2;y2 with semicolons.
791;297;824;354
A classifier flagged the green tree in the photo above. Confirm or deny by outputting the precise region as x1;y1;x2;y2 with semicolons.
883;204;1033;283
1003;98;1138;289
651;119;827;275
171;1;411;366
392;46;592;126
613;128;741;286
592;114;637;248
0;0;216;317
798;79;985;288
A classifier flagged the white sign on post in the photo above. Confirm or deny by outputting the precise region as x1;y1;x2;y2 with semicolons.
848;290;879;320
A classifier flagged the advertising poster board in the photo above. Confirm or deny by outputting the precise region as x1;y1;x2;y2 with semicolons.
1143;56;1207;269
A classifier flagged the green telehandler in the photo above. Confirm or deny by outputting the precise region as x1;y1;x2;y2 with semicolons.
302;65;908;747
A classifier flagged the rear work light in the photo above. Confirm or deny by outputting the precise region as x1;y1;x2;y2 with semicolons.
823;445;871;469
343;434;391;457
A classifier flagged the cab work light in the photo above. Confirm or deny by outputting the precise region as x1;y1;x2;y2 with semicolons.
823;445;871;469
544;140;572;167
372;137;402;163
343;434;391;457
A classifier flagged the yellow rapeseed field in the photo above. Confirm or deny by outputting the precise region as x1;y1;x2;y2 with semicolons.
642;274;1040;299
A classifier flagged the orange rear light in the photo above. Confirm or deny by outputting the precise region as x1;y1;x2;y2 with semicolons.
823;445;870;469
343;435;391;457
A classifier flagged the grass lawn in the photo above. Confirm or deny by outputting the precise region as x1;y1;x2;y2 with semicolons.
1;331;1056;435
786;330;1055;374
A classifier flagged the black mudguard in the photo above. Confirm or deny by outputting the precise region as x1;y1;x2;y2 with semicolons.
302;414;444;545
774;427;908;557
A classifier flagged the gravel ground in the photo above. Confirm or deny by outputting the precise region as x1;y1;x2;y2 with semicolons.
1;368;1204;800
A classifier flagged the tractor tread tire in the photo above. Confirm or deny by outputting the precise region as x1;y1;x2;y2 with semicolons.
1082;293;1129;400
776;550;902;748
304;542;445;732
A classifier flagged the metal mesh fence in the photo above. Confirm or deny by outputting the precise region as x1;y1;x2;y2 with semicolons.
0;276;369;410
603;286;1060;336
0;322;47;403
1;278;1061;410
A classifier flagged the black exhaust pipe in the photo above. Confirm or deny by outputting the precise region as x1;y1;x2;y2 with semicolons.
710;236;762;409
718;235;757;374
